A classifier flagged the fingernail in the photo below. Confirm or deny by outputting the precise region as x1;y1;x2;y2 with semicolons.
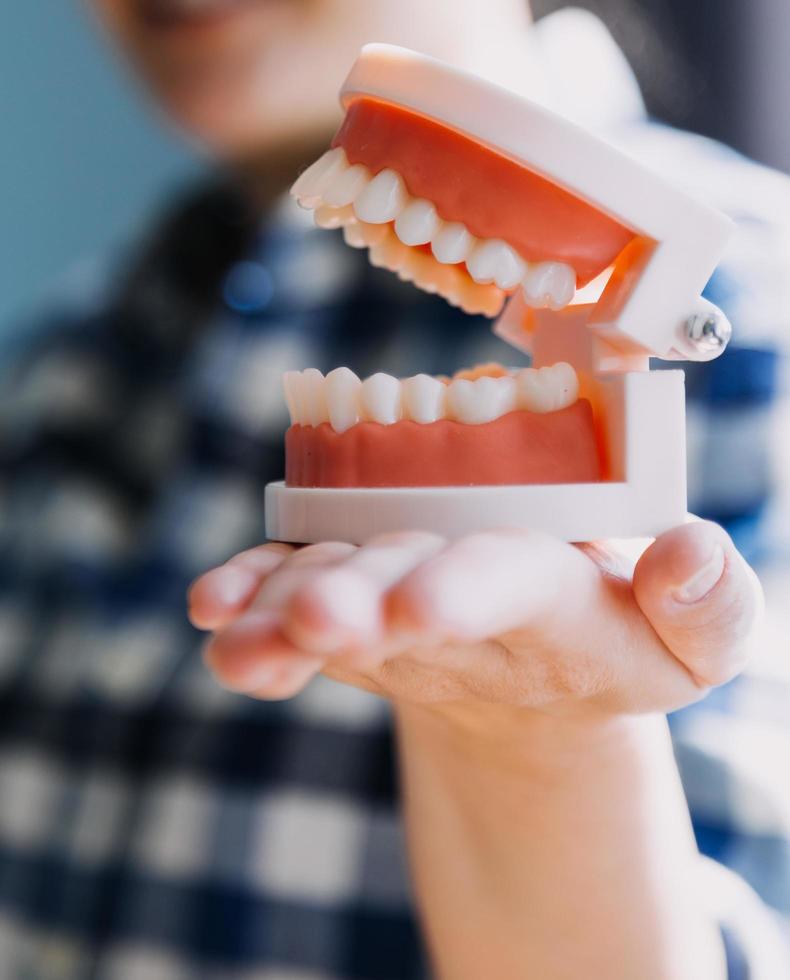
673;544;726;604
214;565;258;606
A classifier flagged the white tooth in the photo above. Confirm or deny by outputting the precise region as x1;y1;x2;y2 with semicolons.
368;232;411;272
466;239;525;289
522;262;577;310
290;147;347;208
322;163;370;207
325;367;361;433
454;277;505;318
284;370;310;425
342;223;366;249
314;204;355;229
446;376;517;424
516;363;579;413
402;374;446;423
301;368;328;426
355;221;390;248
477;240;527;289
353;169;408;224
360;373;402;424
282;372;301;425
431;222;475;265
394;199;440;247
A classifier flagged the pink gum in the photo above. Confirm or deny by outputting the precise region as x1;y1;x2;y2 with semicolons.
285;401;602;488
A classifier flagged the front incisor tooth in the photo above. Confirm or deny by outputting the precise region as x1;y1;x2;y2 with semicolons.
301;368;329;426
290;147;347;208
353;169;408;224
322;163;370;207
466;239;526;289
522;262;577;310
325;367;361;433
516;363;579;413
431;222;475;265
402;374;446;423
360;373;402;424
394;199;441;247
284;370;310;425
446;376;517;424
282;371;301;425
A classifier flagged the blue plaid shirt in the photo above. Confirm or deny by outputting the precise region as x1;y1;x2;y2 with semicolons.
1;11;790;978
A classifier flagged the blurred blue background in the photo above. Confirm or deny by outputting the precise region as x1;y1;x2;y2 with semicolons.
0;5;200;330
2;1;788;333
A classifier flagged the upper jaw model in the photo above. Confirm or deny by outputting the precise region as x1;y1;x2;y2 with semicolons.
266;44;734;545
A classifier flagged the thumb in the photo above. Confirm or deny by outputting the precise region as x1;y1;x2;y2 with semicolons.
632;521;765;689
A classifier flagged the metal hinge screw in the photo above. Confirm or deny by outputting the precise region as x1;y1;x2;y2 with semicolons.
686;310;732;355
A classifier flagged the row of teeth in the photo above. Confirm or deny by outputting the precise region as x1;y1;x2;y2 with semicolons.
283;364;579;433
291;148;577;315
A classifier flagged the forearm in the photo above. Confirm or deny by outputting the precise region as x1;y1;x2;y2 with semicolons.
395;704;725;980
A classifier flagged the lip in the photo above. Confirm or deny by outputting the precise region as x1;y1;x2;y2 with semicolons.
136;0;253;31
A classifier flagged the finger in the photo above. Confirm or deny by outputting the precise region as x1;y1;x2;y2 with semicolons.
386;529;604;641
632;521;764;688
188;543;295;630
204;610;323;699
201;541;358;694
385;529;701;711
284;532;447;655
252;541;358;610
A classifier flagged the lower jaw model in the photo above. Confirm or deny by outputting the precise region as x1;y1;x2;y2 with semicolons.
283;362;601;488
266;44;733;544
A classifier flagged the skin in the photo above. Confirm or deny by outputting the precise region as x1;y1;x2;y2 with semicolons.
89;2;766;976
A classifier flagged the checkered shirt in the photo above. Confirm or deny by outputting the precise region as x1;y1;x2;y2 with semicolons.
2;12;790;978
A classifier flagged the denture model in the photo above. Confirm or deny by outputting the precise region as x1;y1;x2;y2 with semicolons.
265;44;734;544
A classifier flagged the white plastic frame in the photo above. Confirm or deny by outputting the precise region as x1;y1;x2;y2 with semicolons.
265;44;734;545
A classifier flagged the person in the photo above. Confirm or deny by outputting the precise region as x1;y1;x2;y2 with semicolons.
1;0;788;977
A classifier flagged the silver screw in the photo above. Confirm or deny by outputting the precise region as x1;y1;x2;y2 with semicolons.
686;310;732;355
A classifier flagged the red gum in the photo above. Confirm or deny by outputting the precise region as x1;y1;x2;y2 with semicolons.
332;99;635;287
286;401;602;488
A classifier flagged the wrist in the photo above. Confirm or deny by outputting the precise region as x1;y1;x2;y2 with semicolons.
394;700;670;782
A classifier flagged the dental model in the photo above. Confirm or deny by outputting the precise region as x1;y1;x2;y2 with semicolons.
265;44;734;543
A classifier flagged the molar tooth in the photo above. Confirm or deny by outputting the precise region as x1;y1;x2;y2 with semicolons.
301;368;328;426
402;374;446;423
516;363;579;413
394;199;441;246
446;376;517;424
522;262;577;310
431;222;475;265
466;239;525;288
325;367;361;433
360;373;402;424
290;147;347;208
353;169;408;224
314;204;355;229
322;163;370;207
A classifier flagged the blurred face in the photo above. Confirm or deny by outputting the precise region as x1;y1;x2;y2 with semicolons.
90;0;532;162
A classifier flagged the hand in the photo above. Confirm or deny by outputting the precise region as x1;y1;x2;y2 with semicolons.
188;521;763;722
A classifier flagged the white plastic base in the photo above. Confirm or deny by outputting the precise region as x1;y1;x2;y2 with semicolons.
264;480;685;545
